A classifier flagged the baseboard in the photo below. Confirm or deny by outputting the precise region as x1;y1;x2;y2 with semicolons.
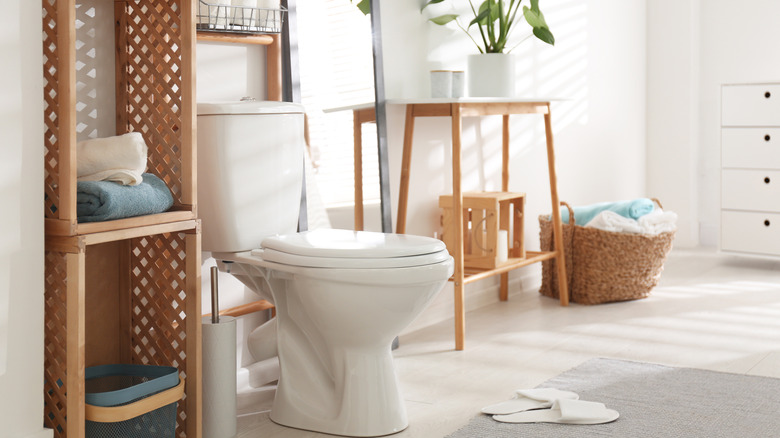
23;429;53;438
401;265;542;336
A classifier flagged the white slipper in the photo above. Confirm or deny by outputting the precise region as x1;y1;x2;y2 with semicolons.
493;398;620;425
481;388;579;415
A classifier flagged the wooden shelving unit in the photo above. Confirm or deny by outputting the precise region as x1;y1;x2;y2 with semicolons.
42;1;201;437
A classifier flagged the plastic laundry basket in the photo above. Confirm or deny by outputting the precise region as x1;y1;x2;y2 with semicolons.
84;364;184;438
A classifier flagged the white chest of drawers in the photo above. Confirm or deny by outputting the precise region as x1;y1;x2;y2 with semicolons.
721;83;780;256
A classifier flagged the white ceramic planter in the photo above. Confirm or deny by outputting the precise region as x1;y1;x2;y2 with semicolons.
468;53;516;97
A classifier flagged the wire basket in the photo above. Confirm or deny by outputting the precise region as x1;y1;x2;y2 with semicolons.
84;364;184;438
197;0;286;34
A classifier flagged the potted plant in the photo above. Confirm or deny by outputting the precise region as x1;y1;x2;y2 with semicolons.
422;0;555;97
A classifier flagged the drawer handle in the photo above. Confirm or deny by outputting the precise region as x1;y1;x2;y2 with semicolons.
765;220;771;227
766;91;772;99
766;134;772;142
765;177;771;184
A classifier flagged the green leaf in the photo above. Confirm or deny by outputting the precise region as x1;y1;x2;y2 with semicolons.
533;26;555;45
468;7;490;28
522;5;548;28
429;14;459;25
421;0;446;12
356;0;370;15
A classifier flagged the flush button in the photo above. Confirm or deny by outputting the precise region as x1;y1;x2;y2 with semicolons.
765;91;772;99
765;219;771;227
764;177;771;184
765;134;771;142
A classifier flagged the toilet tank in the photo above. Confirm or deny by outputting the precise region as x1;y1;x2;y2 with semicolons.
197;101;305;253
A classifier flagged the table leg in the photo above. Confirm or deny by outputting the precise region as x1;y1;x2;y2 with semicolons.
500;114;510;301
544;107;569;306
353;110;364;231
451;104;466;350
502;114;510;192
396;105;415;234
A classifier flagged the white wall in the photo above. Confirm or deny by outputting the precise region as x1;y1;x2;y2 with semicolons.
646;0;700;247
196;42;268;102
381;0;648;329
697;0;780;246
0;1;49;437
647;0;780;248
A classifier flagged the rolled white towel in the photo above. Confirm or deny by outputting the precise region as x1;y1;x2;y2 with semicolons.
200;0;232;28
77;132;148;186
638;209;678;235
231;0;257;27
585;210;642;234
256;0;280;29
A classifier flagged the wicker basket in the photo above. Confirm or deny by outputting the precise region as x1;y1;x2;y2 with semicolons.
539;200;675;305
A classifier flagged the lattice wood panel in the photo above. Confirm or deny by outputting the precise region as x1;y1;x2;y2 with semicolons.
117;0;184;203
43;250;69;438
43;0;60;219
131;232;190;438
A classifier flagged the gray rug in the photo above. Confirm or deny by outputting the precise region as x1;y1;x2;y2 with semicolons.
446;358;780;437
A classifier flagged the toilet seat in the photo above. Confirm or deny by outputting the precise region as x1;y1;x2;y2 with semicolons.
254;229;451;269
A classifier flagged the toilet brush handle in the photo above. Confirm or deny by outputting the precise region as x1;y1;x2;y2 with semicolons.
210;266;220;324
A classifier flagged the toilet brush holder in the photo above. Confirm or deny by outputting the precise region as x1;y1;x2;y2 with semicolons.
202;267;238;438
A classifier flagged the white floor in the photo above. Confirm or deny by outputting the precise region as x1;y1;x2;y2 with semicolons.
236;248;780;437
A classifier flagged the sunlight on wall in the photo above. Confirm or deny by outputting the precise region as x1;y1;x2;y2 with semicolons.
297;0;378;208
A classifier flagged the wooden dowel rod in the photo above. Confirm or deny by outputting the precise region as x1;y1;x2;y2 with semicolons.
196;32;275;45
202;300;275;319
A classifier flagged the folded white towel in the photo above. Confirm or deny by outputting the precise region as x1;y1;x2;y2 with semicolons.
77;132;148;186
638;209;678;235
585;210;643;234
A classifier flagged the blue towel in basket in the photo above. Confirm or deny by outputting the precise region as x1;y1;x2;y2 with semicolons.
561;198;655;225
77;173;174;223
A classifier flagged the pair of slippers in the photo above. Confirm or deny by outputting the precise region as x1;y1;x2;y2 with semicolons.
481;388;619;425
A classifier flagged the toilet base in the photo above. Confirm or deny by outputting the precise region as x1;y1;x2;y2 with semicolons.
270;347;409;437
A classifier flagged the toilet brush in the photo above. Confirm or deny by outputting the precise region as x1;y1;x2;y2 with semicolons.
202;266;238;438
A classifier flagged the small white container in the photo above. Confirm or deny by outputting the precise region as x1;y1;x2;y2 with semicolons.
451;71;465;98
256;0;280;28
430;70;452;98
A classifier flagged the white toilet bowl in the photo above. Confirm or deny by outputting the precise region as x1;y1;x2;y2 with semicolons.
216;229;453;437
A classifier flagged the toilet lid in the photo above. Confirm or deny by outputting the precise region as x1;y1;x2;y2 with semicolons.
257;229;451;268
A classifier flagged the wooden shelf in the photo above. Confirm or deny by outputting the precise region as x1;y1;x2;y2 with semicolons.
459;251;557;285
45;210;197;237
46;219;200;253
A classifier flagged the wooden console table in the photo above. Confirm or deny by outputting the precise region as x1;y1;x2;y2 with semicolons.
388;98;569;351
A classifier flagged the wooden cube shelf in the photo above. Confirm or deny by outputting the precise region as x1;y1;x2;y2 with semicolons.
439;192;526;270
43;0;197;237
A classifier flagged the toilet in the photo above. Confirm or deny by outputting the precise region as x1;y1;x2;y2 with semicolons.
197;101;454;437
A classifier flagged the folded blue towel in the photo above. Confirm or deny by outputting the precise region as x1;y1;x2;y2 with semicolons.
561;198;656;225
77;173;174;223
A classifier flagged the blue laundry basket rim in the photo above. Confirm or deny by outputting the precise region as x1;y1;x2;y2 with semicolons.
85;364;179;407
